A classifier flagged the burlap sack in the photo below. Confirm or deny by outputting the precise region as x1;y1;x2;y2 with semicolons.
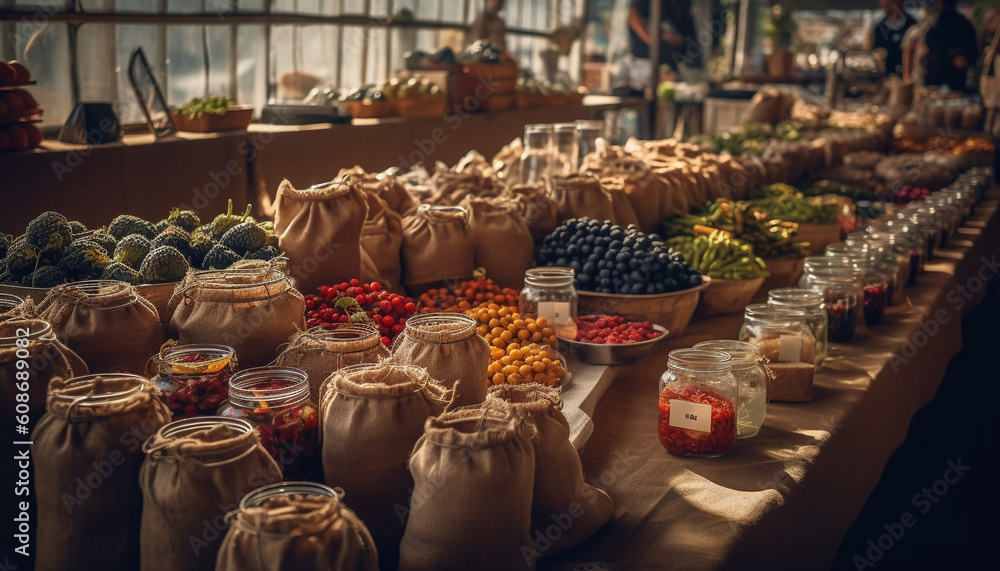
340;165;419;217
360;193;404;292
398;407;536;571
551;174;617;224
400;204;474;290
274;178;369;295
461;195;535;289
428;168;504;206
140;417;283;571
391;313;489;409
599;177;641;228
579;144;661;234
217;493;379;571
507;183;559;242
649;164;694;219
484;385;614;559
168;267;305;369
492;137;523;183
319;363;452;569
275;325;390;402
33;374;171;571
37;280;163;374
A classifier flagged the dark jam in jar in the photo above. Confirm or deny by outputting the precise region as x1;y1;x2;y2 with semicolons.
826;300;856;343
908;250;921;286
863;284;887;326
153;345;236;419
657;386;736;457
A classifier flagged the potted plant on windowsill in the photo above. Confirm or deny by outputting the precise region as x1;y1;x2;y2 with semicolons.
171;96;254;133
762;4;796;78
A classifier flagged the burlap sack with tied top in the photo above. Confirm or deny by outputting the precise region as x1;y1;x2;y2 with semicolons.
319;363;452;569
461;195;535;289
358;191;404;291
428;153;506;206
398;407;537;571
492;136;524;183
274;177;369;295
400;204;475;291
140;417;283;571
647;160;695;220
216;493;379;571
37;280;163;374
507;183;559;242
33;374;171;571
581;148;663;234
339;165;419;217
275;324;390;402
168;267;305;369
551;173;618;224
484;385;614;559
391;313;489;409
599;177;641;228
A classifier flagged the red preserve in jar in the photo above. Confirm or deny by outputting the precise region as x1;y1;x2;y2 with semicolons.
151;344;237;419
657;349;737;458
218;366;321;481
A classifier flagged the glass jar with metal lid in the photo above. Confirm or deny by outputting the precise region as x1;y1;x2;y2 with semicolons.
519;267;578;339
898;211;940;261
657;348;737;457
739;304;817;366
693;340;768;439
767;288;828;367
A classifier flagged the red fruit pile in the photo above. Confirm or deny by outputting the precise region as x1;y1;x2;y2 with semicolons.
893;185;930;204
305;279;417;346
574;315;661;344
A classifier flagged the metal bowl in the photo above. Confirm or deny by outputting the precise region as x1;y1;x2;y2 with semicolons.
557;324;669;366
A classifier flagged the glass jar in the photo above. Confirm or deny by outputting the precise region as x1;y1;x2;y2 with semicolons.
693;341;768;439
657;349;737;458
151;344;237;419
521;123;554;186
798;256;851;288
902;212;940;261
739;305;817;365
218;366;320;480
852;260;890;326
240;481;342;509
519;267;578;339
275;324;390;402
767;288;828;367
575;119;604;166
852;233;909;303
553;122;579;175
0;293;23;315
809;271;859;343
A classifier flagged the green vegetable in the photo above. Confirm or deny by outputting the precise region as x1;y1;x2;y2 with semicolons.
173;96;234;120
666;231;770;280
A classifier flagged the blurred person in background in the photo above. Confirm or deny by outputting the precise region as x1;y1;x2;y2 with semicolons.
902;0;937;85
619;0;699;92
869;0;918;76
923;0;978;91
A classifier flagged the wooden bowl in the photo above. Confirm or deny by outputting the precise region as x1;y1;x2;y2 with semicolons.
761;257;805;290
171;105;254;133
694;276;765;319
796;223;842;255
576;277;710;339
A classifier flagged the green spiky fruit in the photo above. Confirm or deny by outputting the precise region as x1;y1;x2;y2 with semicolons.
203;200;254;240
102;261;142;285
189;235;214;269
154;219;174;234
245;245;280;262
113;234;152;270
167;208;201;233
108;214;157;240
201;243;239;270
220;222;267;256
60;239;112;280
89;231;118;256
140;246;189;284
3;240;42;279
151;226;192;259
28;266;68;288
68;221;88;235
26;211;73;252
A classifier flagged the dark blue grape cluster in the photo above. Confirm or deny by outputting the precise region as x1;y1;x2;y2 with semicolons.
537;218;702;295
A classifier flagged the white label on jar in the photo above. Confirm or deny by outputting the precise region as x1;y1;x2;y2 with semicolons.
538;301;571;325
778;335;802;362
669;399;711;433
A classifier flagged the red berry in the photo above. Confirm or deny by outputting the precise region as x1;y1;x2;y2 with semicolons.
404;302;416;313
370;282;382;292
350;278;361;287
382;315;395;327
381;336;391;346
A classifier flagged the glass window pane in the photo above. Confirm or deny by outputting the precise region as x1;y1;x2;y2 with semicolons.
11;21;73;128
237;24;267;109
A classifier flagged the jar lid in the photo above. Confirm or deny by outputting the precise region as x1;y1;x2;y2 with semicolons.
524;267;576;288
239;481;342;510
767;288;824;308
